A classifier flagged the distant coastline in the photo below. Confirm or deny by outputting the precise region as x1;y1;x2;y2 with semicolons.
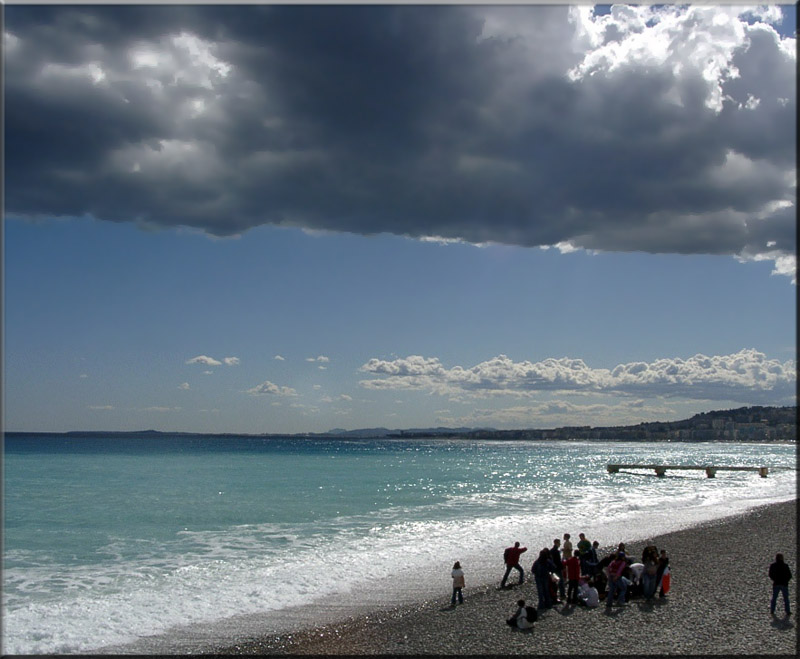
5;404;796;442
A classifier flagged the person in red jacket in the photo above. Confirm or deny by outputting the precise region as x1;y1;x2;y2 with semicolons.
564;549;582;604
501;541;528;588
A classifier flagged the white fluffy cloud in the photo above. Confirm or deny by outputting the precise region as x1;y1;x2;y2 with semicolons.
186;354;239;366
186;355;222;366
321;394;352;404
359;349;796;403
178;382;190;390
245;380;298;397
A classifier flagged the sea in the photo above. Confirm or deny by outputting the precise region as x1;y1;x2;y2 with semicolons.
2;433;796;655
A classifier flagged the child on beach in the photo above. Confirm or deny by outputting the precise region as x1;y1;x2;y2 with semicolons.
451;561;465;606
506;599;536;630
577;577;599;608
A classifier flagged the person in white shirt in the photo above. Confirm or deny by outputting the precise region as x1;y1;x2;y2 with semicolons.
629;562;645;585
583;586;599;608
578;578;600;608
451;561;465;606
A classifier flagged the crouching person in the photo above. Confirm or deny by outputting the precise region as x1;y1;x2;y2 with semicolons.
506;599;537;631
577;577;599;608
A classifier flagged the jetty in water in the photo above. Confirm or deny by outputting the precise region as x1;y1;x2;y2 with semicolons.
607;464;769;478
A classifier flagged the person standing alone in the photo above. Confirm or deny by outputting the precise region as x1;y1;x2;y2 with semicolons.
501;541;527;588
769;553;792;616
451;561;465;606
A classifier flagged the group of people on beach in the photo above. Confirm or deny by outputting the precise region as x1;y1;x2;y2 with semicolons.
450;532;672;625
451;536;793;629
496;533;671;623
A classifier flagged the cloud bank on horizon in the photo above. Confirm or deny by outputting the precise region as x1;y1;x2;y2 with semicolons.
4;4;796;281
359;349;796;405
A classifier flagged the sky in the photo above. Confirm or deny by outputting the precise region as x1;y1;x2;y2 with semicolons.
3;3;797;434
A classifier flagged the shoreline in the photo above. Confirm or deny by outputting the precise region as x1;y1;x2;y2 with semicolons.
204;499;797;655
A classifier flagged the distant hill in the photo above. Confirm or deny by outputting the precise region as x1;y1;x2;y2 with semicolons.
323;426;483;438
6;405;795;441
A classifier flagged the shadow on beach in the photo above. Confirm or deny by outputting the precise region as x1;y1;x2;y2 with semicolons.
770;615;794;632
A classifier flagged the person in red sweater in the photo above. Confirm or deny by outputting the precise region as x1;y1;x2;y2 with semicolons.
564;549;582;604
501;541;528;588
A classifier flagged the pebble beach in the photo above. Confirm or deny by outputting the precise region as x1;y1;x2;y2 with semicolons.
206;499;797;656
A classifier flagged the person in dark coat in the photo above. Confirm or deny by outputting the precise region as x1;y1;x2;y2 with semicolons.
549;538;565;603
769;553;792;616
532;548;556;609
584;540;600;577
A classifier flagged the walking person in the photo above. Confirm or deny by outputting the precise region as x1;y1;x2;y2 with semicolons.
769;553;792;616
451;561;465;606
500;541;527;588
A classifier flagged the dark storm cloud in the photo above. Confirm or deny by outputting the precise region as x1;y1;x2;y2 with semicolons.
4;5;796;277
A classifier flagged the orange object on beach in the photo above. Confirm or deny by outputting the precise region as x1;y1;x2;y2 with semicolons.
661;568;671;594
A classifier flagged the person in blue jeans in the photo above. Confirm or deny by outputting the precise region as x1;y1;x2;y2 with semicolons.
769;553;792;616
605;553;628;607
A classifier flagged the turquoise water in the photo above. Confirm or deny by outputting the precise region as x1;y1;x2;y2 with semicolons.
3;434;796;654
